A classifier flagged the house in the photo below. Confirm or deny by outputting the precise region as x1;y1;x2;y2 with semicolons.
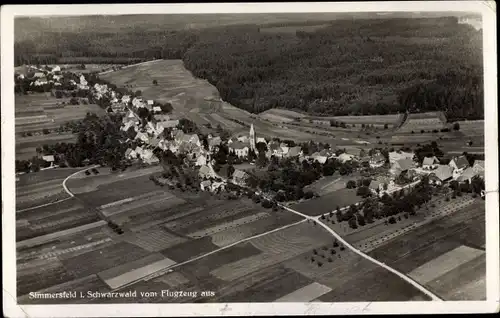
153;106;162;113
369;179;382;196
200;180;212;191
389;151;415;165
472;160;485;178
390;159;415;176
51;65;61;73
122;95;131;104
125;148;138;160
211;181;226;193
154;114;170;122
256;137;267;145
286;146;302;158
232;169;249;186
134;131;149;143
208;136;222;151
160;120;180;129
142;149;159;164
229;141;250;158
237;135;249;143
422;156;440;169
195;154;208;167
428;165;453;185
456;167;478;183
135;146;145;158
147;100;154;106
280;143;290;154
337;153;354;163
33;72;45;78
199;164;217;179
449;155;469;172
369;152;386;168
42;155;55;167
310;152;328;164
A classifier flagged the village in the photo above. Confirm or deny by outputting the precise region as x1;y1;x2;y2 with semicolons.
15;64;486;213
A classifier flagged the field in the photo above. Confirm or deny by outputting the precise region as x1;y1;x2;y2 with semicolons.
15;93;106;160
260;24;331;34
16;167;82;211
103;222;432;303
291;188;360;216
367;199;486;300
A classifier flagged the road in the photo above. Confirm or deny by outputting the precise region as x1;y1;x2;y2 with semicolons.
280;204;443;301
16;165;100;213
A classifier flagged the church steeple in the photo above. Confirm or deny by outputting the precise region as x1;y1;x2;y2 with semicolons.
249;123;256;151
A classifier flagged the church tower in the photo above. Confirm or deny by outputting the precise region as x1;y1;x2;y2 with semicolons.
249;123;256;151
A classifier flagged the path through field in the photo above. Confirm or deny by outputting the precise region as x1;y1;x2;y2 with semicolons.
280;205;443;301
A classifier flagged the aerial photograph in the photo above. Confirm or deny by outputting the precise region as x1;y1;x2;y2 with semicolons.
13;11;486;304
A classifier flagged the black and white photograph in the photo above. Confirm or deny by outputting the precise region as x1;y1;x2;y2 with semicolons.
2;2;498;316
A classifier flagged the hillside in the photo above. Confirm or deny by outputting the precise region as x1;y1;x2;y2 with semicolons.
14;15;483;120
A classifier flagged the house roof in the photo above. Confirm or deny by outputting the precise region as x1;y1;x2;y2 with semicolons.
432;165;453;181
370;153;385;162
345;147;362;157
389;151;414;161
451;155;469;170
286;146;302;157
232;169;248;179
201;180;212;187
209;136;222;147
369;180;381;190
42;155;54;162
422;156;439;166
473;160;485;171
394;159;414;171
256;137;267;144
457;167;478;182
229;141;249;150
160;120;179;128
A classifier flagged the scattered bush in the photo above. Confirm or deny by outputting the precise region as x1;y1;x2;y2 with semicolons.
84;170;91;176
388;216;396;224
328;257;333;263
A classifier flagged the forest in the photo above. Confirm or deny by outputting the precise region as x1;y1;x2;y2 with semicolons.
15;16;483;119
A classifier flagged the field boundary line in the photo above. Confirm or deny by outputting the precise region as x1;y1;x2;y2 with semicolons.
62;165;100;197
16;196;73;213
112;219;307;291
281;205;444;301
98;59;162;75
16;165;100;213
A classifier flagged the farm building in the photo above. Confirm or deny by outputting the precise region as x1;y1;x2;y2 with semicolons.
309;152;328;164
125;148;138;160
369;152;386;168
200;180;212;191
389;151;415;165
135;131;149;143
369;179;382;195
33;72;45;78
199;164;217;179
154;114;170;122
390;158;415;177
422;156;440;169
41;155;55;167
256;137;267;145
285;146;303;158
449;155;469;179
229;141;250;158
232;169;249;186
337;153;355;163
456;167;480;183
472;160;485;178
428;165;453;185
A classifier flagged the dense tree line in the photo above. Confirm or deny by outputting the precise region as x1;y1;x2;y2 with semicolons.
15;17;482;119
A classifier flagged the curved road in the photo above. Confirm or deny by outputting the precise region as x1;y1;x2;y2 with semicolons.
280;204;443;301
16;165;100;213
